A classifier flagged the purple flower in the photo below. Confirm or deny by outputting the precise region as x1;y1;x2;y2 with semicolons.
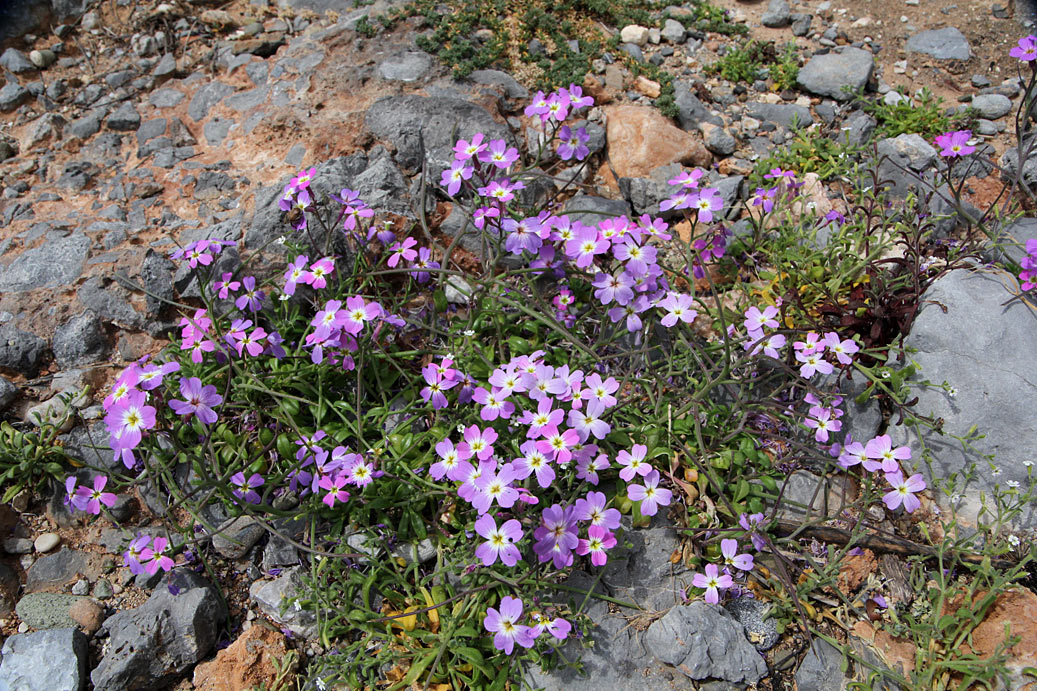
474;514;523;566
169;377;223;425
627;469;672;516
533;503;579;568
143;536;175;575
479;139;520;170
573;491;621;530
557;125;590;161
73;475;117;514
137;361;180;391
213;273;240;299
283;255;309;296
656;292;697;327
692;563;733;604
483;596;536;654
862;434;911;474
576;525;616;566
883;471;926;513
441;160;474;196
720;539;754;571
616;444;652;482
103;390;156;449
738;512;767;551
123;534;152;575
1010;35;1037;61
933;130;976;158
235;276;265;312
230;472;264;505
472;462;519;514
693;188;724;223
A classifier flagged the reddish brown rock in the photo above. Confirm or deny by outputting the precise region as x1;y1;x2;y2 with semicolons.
968;589;1037;681
604;105;711;179
193;625;295;691
68;598;104;634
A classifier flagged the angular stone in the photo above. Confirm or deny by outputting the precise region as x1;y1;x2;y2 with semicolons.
91;570;226;690
377;52;431;82
107;102;141;131
745;102;813;130
0;48;35;73
0;376;16;412
971;93;1012;120
364;95;513;173
796;639;846;691
188;81;234;121
0;628;89;691
890;268;1037;528
212;516;266;559
906;27;970;61
0;324;46;377
673;81;724;129
604;104;711;178
149;88;184;108
762;0;791;27
725;597;780;651
644;601;768;683
0;83;30;112
797;47;874;101
0;232;90;292
68;109;104;139
249;566;317;639
52;311;109;368
26;548;88;590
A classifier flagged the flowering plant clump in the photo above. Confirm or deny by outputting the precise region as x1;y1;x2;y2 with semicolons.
51;74;1005;690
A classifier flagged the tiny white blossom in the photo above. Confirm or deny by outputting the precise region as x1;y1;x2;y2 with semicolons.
1025;460;1035;468
1008;534;1021;547
276;235;287;245
463;329;475;337
279;294;290;302
1007;480;1020;488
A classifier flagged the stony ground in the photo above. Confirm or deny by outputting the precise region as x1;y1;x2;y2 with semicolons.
1;0;1037;689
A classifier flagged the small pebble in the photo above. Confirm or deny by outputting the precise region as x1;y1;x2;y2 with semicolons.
68;598;104;634
4;538;33;555
93;579;114;599
71;579;89;596
34;533;60;553
17;622;28;633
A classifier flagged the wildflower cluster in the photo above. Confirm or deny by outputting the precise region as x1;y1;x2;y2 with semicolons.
1019;239;1037;291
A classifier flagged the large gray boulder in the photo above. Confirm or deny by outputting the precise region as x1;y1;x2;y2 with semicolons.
90;570;226;691
797;47;874;101
890;268;1037;528
0;628;89;691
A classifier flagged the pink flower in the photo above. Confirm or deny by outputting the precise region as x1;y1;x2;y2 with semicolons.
862;435;911;474
474;514;523;566
691;563;733;604
933;130;976;158
627;469;672;516
536;427;580;465
459;425;497;461
289;167;316;192
657;292;698;327
453;133;487;160
533;503;579;568
484;596;536;654
795;350;833;379
472;462;519;514
512;441;555;488
429;438;470;481
104;390;156;449
565;226;609;268
573;491;621;530
744;305;779;335
479;139;519;170
617;444;652;482
74;475;117;515
720;539;754;571
693;187;724;223
143;536;175;575
576;524;616;566
319;473;350;507
304;257;335;290
883;471;926;513
137;361;180;391
472;387;515;421
1010;35;1037;62
169;377;223;425
804;407;841;443
387;237;417;268
441;160;474;196
822;332;859;365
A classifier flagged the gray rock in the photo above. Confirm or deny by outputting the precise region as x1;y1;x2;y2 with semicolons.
29;49;57;69
153;52;176;77
0;232;90;293
52;311;108;369
136;118;167;146
674;81;724;129
1000;143;1037;187
661;18;685;43
58;422;116;470
875;133;937;197
187;81;234;121
249;566;317;638
602;524;684;612
212;516;266;559
0;628;88;691
0;83;30;112
78;277;143;330
68;109;104;139
139;249;176;317
149;88;184;108
745;102;813;130
563;194;632;227
725;597;779;651
796;639;846;691
762;0;791;27
14;593;82;629
4;538;32;554
203;117;233;146
93;579;115;599
704;126;737;155
261;536;299;572
620;167;680;217
838;111;876;147
970;93;1012;120
92;570;226;690
378;51;431;82
890;268;1037;528
797;47;874;101
988;217;1037;267
644;602;768;683
351;156;412;216
467;69;528;100
620;43;643;61
364;94;514;173
906;27;970;61
0;324;46;377
0;48;35;73
0;376;16;411
224;87;268;112
106;103;141;132
791;13;813;36
25;548;88;590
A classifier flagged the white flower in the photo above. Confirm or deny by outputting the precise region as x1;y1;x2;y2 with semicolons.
1008;534;1021;547
278;294;290;302
1007;480;1020;488
276;235;286;245
1025;460;1035;468
947;386;957;398
992;466;1003;477
463;329;475;337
